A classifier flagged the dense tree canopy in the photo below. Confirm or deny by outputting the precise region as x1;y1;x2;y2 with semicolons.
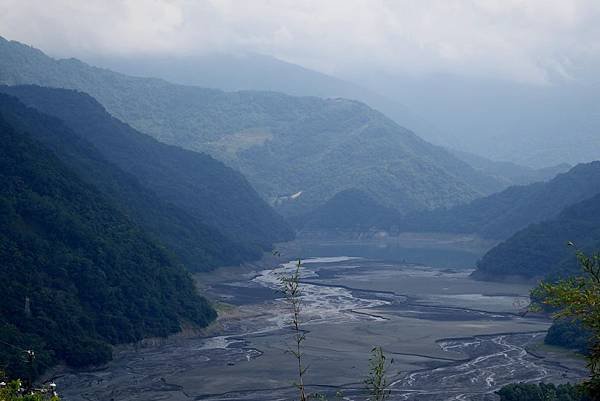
532;251;600;399
0;115;215;378
545;319;592;354
473;192;600;280
0;92;252;270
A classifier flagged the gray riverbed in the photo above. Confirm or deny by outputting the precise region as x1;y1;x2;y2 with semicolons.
55;248;587;401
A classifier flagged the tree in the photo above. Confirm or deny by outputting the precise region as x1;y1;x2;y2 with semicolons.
531;249;600;399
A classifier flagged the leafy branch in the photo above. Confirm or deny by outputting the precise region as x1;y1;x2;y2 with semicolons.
531;249;600;399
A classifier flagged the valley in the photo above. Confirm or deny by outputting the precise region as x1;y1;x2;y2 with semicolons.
52;240;587;401
1;11;599;401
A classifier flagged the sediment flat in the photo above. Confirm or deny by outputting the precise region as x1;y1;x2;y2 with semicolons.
54;246;586;401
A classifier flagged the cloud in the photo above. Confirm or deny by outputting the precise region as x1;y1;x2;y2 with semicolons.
1;0;600;83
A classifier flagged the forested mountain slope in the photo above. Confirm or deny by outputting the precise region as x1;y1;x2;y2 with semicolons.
0;85;293;255
473;192;600;280
294;189;402;232
451;149;571;187
82;53;575;189
0;36;505;216
0;92;255;271
402;162;600;239
0;114;215;378
85;51;438;147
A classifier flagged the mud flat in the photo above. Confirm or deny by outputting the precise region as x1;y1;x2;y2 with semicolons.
54;248;587;401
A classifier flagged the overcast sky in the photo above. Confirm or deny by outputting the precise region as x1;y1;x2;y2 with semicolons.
1;0;600;84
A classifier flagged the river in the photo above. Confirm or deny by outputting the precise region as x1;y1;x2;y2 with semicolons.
54;246;587;401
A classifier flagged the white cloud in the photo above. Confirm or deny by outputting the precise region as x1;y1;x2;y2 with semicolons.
1;0;600;83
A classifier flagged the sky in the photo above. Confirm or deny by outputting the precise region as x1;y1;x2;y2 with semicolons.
1;0;600;84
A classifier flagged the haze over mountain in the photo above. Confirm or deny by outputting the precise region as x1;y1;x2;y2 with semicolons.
6;1;600;169
86;52;582;178
0;36;506;216
351;72;600;167
90;51;576;188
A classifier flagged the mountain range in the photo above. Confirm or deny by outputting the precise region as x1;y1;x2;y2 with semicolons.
402;162;600;240
0;36;507;216
87;50;563;188
83;51;436;143
86;50;600;171
3;33;599;380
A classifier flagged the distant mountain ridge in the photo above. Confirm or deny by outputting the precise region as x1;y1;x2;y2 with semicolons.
402;161;600;240
0;85;293;266
450;149;571;187
0;36;506;216
90;53;571;181
293;188;402;232
353;72;600;167
473;191;600;280
84;51;437;142
90;51;571;190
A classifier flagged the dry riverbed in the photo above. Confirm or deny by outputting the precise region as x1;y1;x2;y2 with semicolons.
54;242;587;401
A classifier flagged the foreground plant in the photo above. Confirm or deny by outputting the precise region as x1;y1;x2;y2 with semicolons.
278;257;395;401
279;259;308;401
0;379;59;401
531;249;600;399
365;346;393;401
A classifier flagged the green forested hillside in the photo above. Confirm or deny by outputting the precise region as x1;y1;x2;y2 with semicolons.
403;162;600;239
473;192;600;280
0;91;256;271
0;85;293;258
0;36;505;216
294;189;402;231
0;115;215;378
545;319;591;354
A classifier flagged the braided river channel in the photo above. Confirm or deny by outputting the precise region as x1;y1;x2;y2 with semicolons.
55;240;587;401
